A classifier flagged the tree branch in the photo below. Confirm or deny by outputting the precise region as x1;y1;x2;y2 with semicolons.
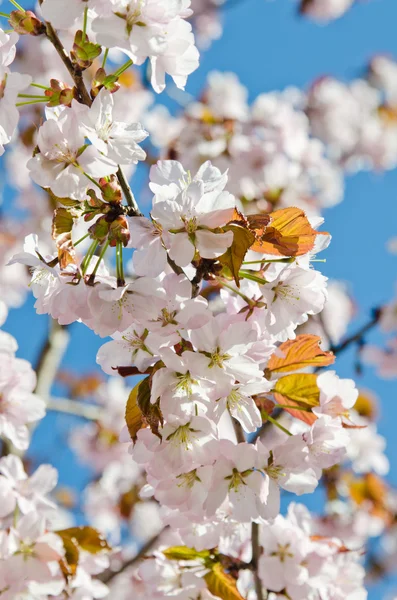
34;320;70;400
251;522;264;600
329;308;382;356
47;397;102;420
42;19;140;214
101;526;168;584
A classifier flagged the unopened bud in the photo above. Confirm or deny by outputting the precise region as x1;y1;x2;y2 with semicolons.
9;10;45;36
99;176;122;204
45;79;75;107
109;215;130;247
71;30;102;70
91;68;120;99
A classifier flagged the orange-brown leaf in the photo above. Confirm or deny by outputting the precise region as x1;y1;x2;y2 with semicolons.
250;207;328;257
273;394;317;425
125;380;145;442
266;335;335;375
52;207;76;269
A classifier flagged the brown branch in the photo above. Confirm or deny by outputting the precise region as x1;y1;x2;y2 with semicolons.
101;526;168;584
329;308;382;356
47;397;102;420
34;320;70;400
42;20;140;214
232;417;246;443
251;522;264;600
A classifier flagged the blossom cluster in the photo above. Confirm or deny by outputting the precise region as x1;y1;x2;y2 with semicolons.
0;1;395;598
0;319;112;598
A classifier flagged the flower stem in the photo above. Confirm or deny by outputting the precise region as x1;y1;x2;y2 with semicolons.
243;258;293;265
82;5;88;42
116;241;125;286
81;239;98;275
16;98;48;106
88;240;109;284
80;169;102;190
18;93;48;99
113;58;133;78
31;82;50;90
217;278;253;304
0;11;10;17
238;270;268;285
102;47;109;69
261;410;292;436
9;0;25;11
74;233;90;247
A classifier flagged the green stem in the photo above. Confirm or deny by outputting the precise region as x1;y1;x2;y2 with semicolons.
82;5;88;42
261;411;292;436
113;58;133;78
16;99;48;106
31;82;50;90
9;0;25;11
243;258;293;265
74;233;90;247
217;278;252;305
101;48;109;69
238;270;268;285
116;241;125;285
78;166;102;190
81;239;98;275
18;94;48;99
0;11;10;17
89;240;109;280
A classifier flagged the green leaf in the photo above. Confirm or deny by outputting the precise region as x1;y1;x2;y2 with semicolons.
204;562;244;600
218;224;256;287
163;546;211;561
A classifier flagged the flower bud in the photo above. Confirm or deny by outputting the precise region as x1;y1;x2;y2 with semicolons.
71;30;102;70
99;176;122;204
9;10;45;36
45;79;75;107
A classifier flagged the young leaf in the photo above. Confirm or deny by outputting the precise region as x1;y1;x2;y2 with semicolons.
273;373;320;405
250;207;328;257
56;526;110;554
163;546;211;561
266;335;335;375
204;562;244;600
273;373;320;425
125;379;146;442
57;533;80;577
52;207;76;270
218;224;256;286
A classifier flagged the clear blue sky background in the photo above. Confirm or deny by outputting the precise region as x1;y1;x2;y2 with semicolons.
3;0;397;597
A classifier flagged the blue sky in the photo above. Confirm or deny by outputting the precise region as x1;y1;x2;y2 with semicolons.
3;0;397;597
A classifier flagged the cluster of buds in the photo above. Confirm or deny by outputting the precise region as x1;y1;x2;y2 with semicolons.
45;78;75;107
85;176;130;248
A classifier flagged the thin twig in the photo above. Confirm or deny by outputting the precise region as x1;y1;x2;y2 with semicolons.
47;397;101;420
43;19;139;214
232;417;246;443
251;522;264;600
101;527;168;584
34;320;70;400
329;308;381;355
